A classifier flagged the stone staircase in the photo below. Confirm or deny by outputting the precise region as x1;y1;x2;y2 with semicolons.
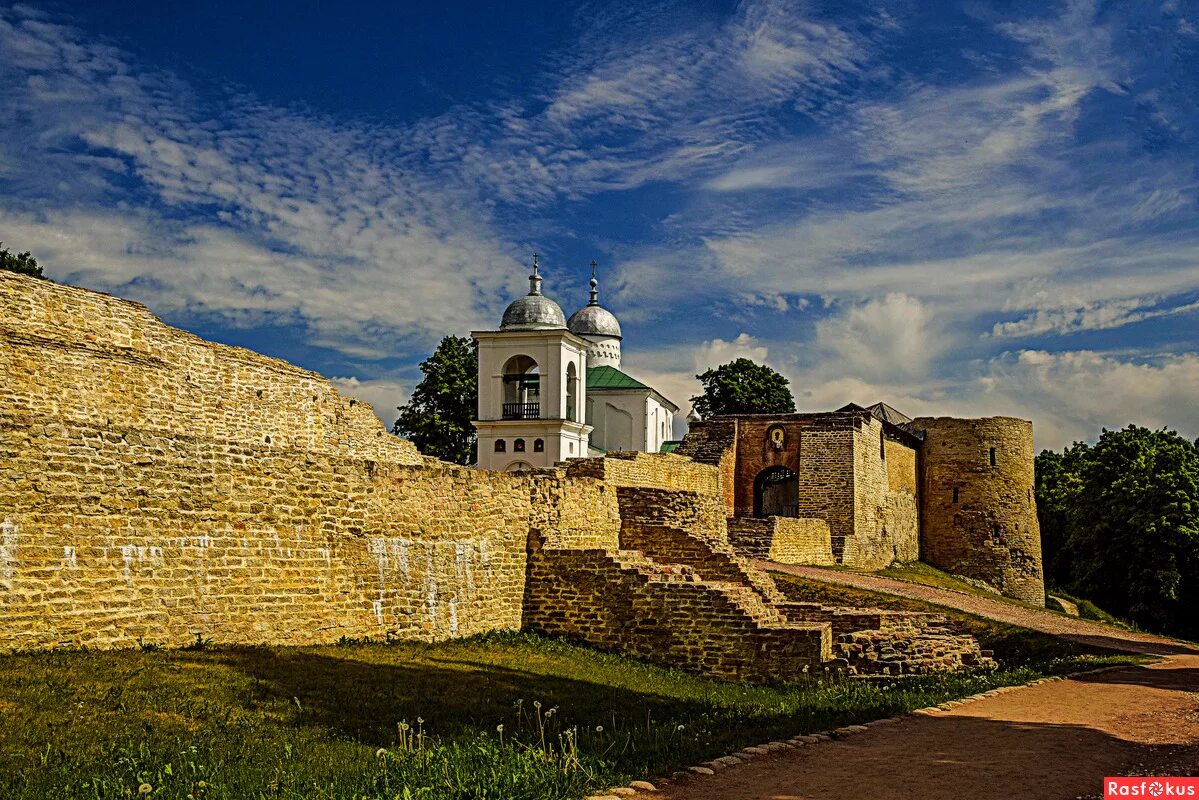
524;483;997;683
778;601;996;675
524;543;834;682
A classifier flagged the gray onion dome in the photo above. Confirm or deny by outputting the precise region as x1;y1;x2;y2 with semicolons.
567;265;622;338
500;255;567;330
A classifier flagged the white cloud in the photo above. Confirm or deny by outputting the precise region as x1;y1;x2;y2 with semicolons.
991;297;1199;338
329;377;410;427
978;350;1199;448
814;294;944;382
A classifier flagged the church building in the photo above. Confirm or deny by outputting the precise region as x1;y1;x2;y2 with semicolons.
473;257;678;471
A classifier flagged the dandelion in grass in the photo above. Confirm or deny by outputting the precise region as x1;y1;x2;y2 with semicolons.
138;784;153;796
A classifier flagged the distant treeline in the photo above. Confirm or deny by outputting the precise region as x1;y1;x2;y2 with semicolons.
1036;425;1198;640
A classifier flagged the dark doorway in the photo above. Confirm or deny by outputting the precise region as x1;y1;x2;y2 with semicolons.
754;466;798;517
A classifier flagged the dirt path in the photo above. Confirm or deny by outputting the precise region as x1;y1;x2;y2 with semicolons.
662;655;1199;800
658;565;1199;800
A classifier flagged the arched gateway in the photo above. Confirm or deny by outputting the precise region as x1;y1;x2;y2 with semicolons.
754;465;798;517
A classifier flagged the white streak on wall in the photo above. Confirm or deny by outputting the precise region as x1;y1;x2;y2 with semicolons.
62;546;77;569
120;544;136;584
1;517;19;585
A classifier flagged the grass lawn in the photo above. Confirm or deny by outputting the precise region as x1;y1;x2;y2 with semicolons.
871;561;1015;598
819;561;1144;632
0;625;1141;800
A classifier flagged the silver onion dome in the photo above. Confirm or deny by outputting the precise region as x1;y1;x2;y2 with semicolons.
566;262;622;339
500;255;567;330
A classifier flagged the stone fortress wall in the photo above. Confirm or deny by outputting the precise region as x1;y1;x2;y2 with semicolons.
914;417;1045;605
0;272;1003;680
0;271;533;649
677;409;1043;604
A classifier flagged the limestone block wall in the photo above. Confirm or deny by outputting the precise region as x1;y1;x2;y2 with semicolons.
726;517;836;566
796;424;857;558
672;419;738;514
914;416;1045;605
0;273;530;650
842;419;920;569
564;451;723;497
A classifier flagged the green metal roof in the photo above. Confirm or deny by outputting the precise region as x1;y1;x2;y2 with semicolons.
659;440;682;454
586;365;649;390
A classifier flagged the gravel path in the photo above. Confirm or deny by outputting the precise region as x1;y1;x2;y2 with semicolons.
652;564;1199;800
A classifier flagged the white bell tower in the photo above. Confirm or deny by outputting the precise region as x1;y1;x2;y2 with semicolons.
473;256;592;471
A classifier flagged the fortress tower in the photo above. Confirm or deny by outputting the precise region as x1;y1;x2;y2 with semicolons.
914;416;1045;605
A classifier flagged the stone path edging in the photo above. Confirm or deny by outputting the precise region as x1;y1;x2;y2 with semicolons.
582;664;1131;799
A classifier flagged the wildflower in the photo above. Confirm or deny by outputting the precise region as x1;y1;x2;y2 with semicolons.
677;724;685;731
496;724;504;733
416;717;424;725
533;701;541;709
138;785;152;797
376;748;388;759
595;725;603;733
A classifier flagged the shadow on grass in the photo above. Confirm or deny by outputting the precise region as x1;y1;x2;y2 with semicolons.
198;645;717;747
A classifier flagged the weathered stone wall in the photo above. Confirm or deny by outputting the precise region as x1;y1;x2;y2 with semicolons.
726;517;836;566
842;418;920;570
0;272;530;649
564;451;723;496
676;414;915;568
796;423;857;560
914;416;1045;605
673;418;738;514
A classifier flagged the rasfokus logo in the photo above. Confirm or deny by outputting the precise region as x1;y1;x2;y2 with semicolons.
1106;778;1199;798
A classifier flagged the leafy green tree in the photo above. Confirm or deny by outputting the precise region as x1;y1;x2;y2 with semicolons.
1036;425;1199;639
690;358;796;419
0;243;48;279
392;335;478;465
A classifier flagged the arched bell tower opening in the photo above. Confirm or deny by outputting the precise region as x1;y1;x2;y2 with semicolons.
472;254;593;470
501;355;540;419
565;361;578;422
754;466;798;518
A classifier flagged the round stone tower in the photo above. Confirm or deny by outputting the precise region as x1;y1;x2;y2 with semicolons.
913;416;1045;605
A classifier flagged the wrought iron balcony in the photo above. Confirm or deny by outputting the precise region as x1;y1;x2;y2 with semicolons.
502;402;540;420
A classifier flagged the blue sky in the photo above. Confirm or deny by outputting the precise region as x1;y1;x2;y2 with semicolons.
2;0;1197;448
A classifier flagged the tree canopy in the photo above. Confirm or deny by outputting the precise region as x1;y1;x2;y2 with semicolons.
392;335;478;465
0;243;47;280
1035;424;1199;639
690;358;796;419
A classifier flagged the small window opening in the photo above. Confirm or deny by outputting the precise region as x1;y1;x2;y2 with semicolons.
952;487;959;504
533;438;544;453
989;447;997;467
494;439;506;452
880;430;886;461
514;438;526;453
